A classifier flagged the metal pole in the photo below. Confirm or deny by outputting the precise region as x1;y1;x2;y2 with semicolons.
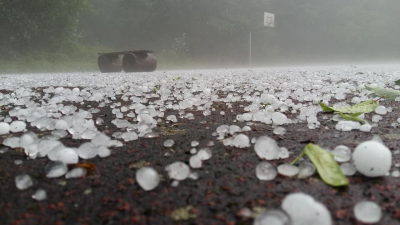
249;32;252;68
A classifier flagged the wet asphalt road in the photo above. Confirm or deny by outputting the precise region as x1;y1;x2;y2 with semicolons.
1;67;400;225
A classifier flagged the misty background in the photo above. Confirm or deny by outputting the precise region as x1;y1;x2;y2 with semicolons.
1;0;399;73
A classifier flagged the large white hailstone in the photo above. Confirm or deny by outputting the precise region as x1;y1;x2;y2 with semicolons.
272;112;288;125
91;133;111;146
277;164;299;177
81;130;97;139
38;140;63;157
3;137;21;148
216;125;229;135
242;113;252;121
166;115;177;122
340;163;357;176
65;168;87;179
197;147;212;160
354;201;382;223
351;97;361;104
165;162;190;181
120;132;138;141
255;162;277;181
77;142;98;159
19;132;38;149
359;124;372;132
164;139;175;147
253;209;291;225
241;126;252;132
189;155;202;168
232;134;250;148
298;162;316;178
335;121;360;131
56;148;79;164
229;125;241;135
136;167;160;191
24;142;39;158
45;161;68;178
254;136;280;160
282;192;332;225
52;130;68;138
98;146;111;158
331;145;351;162
10;121;26;132
55;119;70;130
0;122;10;135
47;144;68;161
277;147;290;159
353;140;392;177
15;174;33;190
374;106;387;115
32;189;47;201
191;141;199;147
138;114;154;124
273;127;286;135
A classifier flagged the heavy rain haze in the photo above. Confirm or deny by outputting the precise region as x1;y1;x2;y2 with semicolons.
3;1;400;225
1;0;400;72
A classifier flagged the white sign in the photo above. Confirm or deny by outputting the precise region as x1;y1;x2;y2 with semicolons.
264;12;275;27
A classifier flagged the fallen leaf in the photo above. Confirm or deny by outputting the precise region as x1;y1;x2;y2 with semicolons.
339;113;366;123
319;100;378;114
366;86;400;100
303;143;349;187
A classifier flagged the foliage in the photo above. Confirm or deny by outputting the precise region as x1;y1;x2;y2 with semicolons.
339;113;366;123
318;100;378;114
2;0;400;72
171;206;196;221
366;86;400;100
0;0;89;60
291;143;349;187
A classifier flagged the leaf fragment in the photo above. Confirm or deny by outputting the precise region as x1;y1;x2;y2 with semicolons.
70;162;96;175
366;86;400;100
303;143;349;187
318;100;378;114
318;102;334;112
171;206;196;221
339;113;366;123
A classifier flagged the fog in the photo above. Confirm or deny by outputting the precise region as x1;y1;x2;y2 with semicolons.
1;0;399;72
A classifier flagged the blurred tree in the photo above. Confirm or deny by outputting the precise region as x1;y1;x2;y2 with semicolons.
2;0;400;67
78;0;270;65
0;0;88;59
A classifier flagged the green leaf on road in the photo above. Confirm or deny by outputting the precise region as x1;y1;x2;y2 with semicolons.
318;101;334;112
303;143;349;187
366;86;400;100
339;113;366;123
318;100;378;114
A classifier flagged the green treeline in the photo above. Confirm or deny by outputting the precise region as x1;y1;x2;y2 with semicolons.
1;0;399;73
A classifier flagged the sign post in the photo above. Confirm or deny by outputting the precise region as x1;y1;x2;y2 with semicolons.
249;31;252;68
249;12;274;68
264;12;275;27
